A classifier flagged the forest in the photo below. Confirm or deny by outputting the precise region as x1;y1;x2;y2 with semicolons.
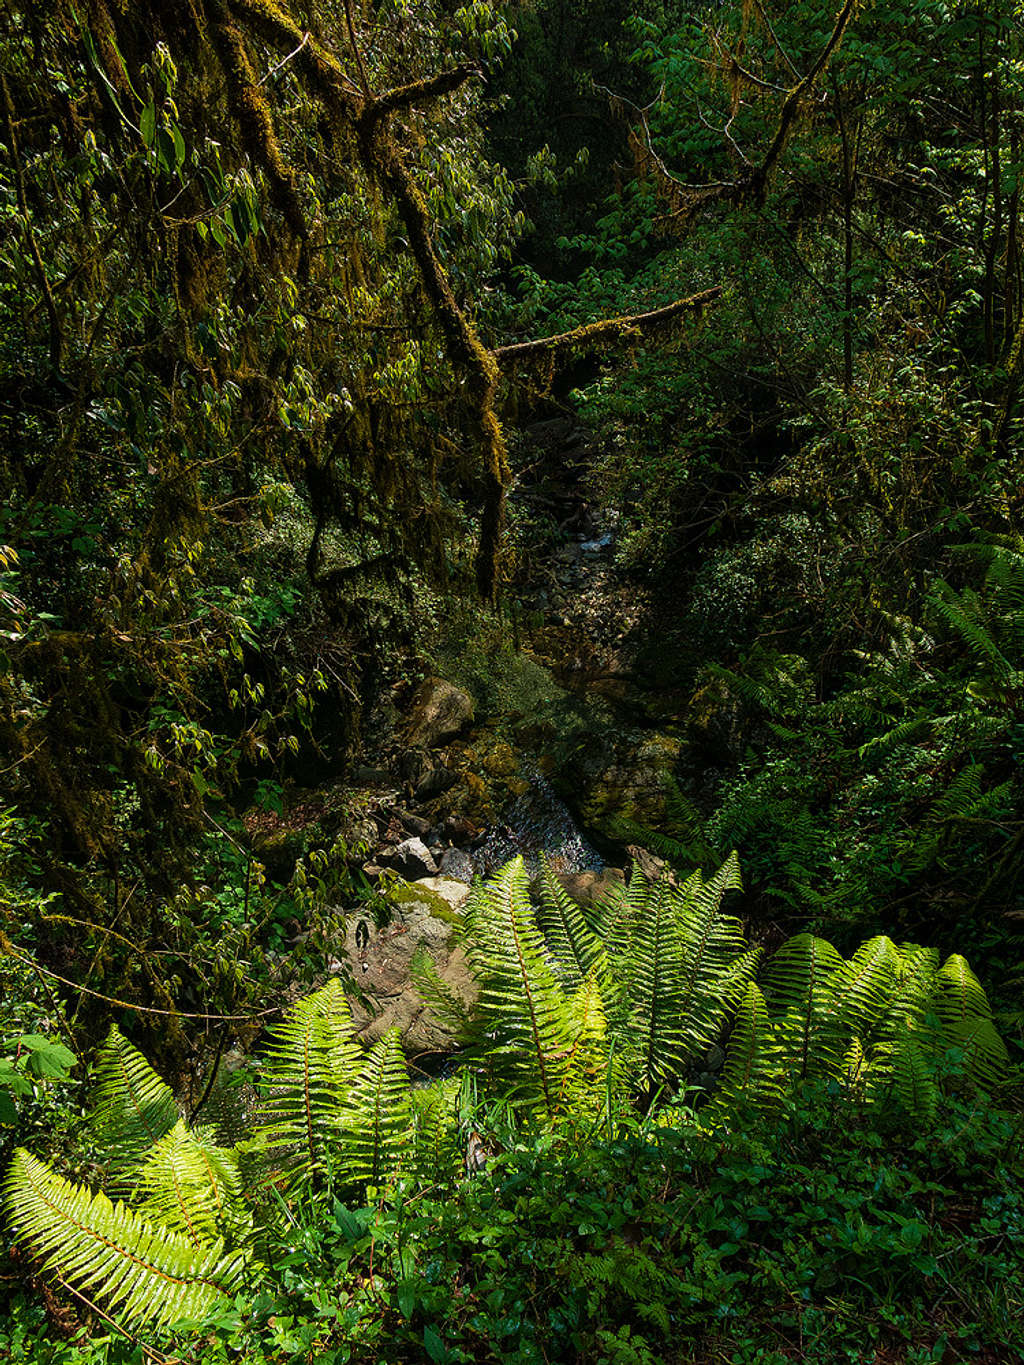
1;0;1023;1361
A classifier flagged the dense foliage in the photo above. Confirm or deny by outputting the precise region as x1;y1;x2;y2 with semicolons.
3;0;1024;1360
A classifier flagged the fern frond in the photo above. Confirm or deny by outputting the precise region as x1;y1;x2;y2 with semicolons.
710;982;780;1113
410;942;471;1036
132;1120;245;1248
254;978;362;1187
410;1079;462;1187
619;879;688;1094
536;855;607;988
555;965;610;1120
463;856;574;1120
826;936;900;1037
337;1029;411;1190
892;1033;940;1119
930;581;1011;676
3;1149;247;1327
762;934;844;1082
935;956;1010;1090
90;1027;179;1181
673;853;749;1060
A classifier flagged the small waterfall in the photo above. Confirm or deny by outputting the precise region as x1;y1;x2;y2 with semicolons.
472;770;602;876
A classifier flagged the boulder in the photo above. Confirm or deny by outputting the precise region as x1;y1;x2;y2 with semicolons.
339;877;476;1053
415;766;458;801
406;677;475;749
378;837;438;878
392;807;431;839
439;847;475;884
556;867;625;909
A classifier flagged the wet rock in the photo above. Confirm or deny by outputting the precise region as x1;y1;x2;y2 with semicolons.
573;732;684;844
406;677;475;750
339;877;476;1053
350;765;394;787
439;847;475;884
378;837;438;878
415;766;458;801
627;845;672;884
396;747;433;788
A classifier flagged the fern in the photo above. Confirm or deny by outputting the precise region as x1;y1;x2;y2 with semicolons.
410;1079;462;1186
410;942;472;1036
254;977;362;1188
536;854;607;988
710;982;781;1113
762;933;844;1083
934;955;1011;1090
132;1120;245;1248
672;853;756;1062
3;1150;247;1327
336;1029;411;1189
90;1026;179;1181
463;856;574;1120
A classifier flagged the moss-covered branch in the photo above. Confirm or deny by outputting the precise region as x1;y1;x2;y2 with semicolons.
494;288;724;366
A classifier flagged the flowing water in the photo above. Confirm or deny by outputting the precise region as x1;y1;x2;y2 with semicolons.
471;771;603;876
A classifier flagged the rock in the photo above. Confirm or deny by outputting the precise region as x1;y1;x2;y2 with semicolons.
415;766;458;801
392;807;431;839
406;677;475;750
378;837;438;878
396;747;433;788
557;867;625;909
438;814;481;845
572;731;684;844
439;847;475;883
627;845;672;884
350;765;394;787
337;878;476;1053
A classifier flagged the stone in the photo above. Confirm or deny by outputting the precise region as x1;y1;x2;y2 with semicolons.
406;677;475;750
438;847;475;883
396;747;433;788
378;837;438;878
557;867;626;909
628;844;671;884
392;807;431;839
415;766;458;801
337;877;476;1054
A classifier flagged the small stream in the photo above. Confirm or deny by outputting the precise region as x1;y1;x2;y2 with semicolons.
472;771;603;877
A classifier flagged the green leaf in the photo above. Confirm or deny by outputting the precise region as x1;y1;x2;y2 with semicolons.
423;1326;448;1364
140;101;156;148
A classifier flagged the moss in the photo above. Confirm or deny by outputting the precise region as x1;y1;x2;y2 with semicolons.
387;881;465;927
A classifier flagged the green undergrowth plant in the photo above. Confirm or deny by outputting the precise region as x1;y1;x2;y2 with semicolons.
2;854;1018;1342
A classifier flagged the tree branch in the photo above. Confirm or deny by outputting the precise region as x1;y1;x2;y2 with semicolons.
494;287;724;364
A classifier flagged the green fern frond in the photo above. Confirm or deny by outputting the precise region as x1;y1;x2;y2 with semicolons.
619;879;688;1094
133;1120;245;1248
935;956;1010;1090
463;856;574;1120
410;942;471;1036
337;1029;411;1189
763;934;844;1082
930;581;1011;675
410;1079;462;1186
90;1026;179;1180
254;978;362;1187
673;853;749;1058
887;1032;940;1120
826;936;901;1037
710;982;780;1113
536;855;607;988
555;965;610;1119
3;1149;247;1328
